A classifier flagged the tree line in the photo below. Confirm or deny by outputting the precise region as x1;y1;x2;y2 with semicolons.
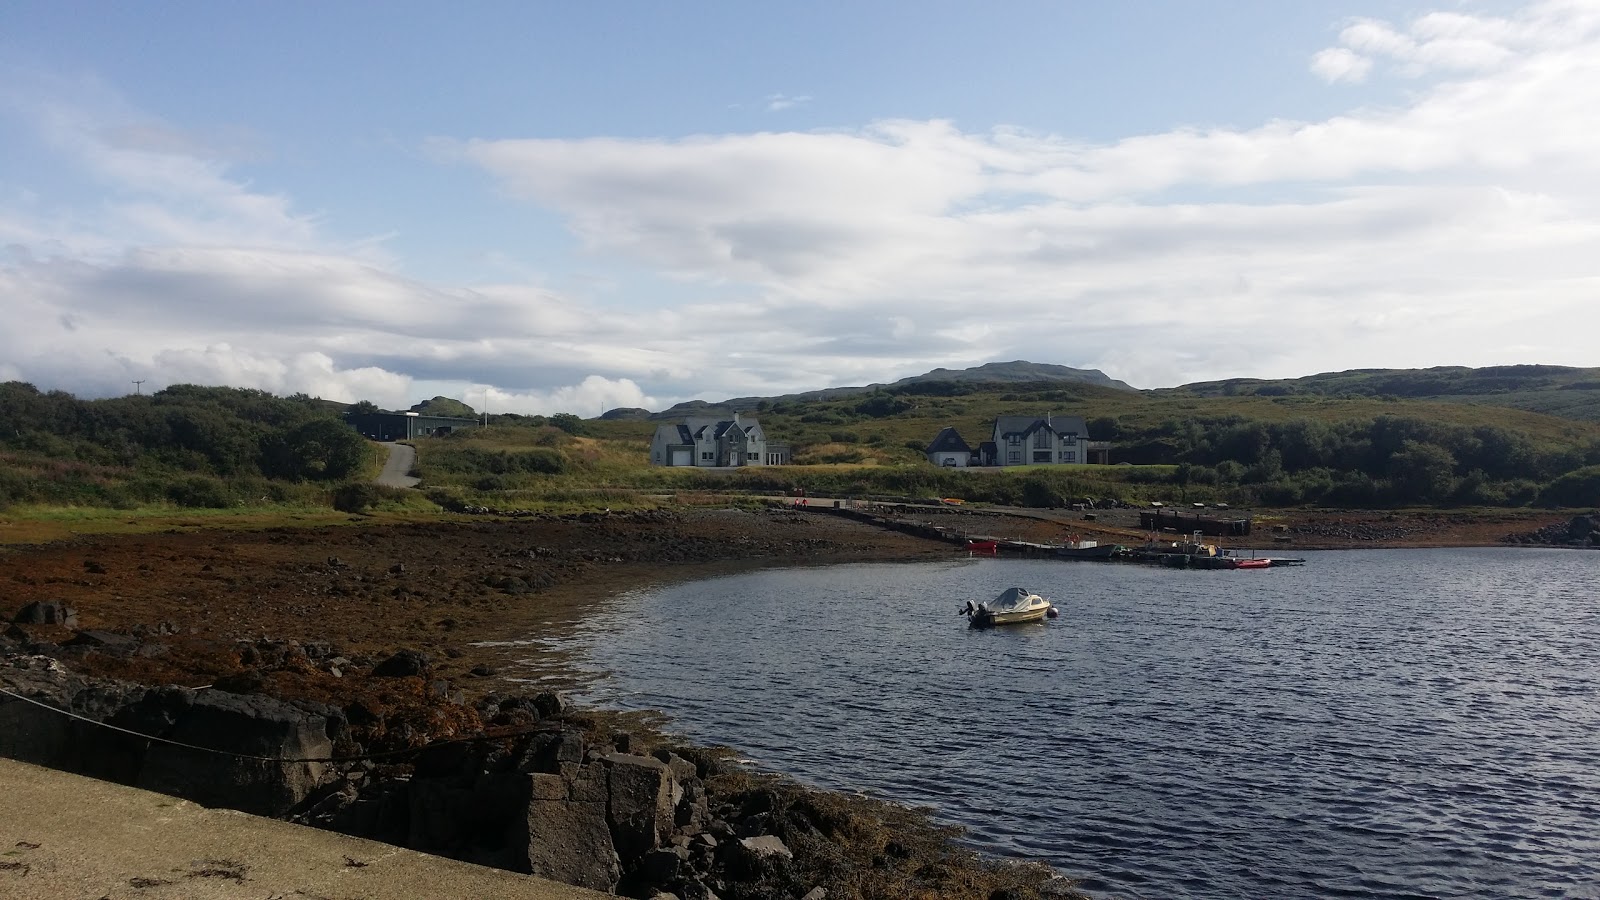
0;382;371;508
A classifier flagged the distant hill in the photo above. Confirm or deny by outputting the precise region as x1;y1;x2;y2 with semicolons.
892;361;1136;391
598;407;651;420
650;360;1133;420
411;396;477;418
1167;364;1600;423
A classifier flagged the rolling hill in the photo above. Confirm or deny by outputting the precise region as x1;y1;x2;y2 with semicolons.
1167;365;1600;423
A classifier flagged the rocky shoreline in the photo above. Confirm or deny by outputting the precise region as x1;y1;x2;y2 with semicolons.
0;504;1589;898
1;508;1077;899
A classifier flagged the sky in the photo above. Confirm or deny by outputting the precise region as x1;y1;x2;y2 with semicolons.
3;1;1598;414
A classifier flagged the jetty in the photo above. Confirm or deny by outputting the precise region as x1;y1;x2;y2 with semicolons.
803;500;1306;568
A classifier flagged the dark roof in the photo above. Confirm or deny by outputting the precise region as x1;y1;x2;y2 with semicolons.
925;426;973;455
993;415;1091;439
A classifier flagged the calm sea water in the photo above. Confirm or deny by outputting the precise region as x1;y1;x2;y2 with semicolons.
551;549;1600;899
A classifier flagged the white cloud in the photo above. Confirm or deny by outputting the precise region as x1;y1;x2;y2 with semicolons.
1311;47;1374;82
766;93;813;111
5;2;1600;405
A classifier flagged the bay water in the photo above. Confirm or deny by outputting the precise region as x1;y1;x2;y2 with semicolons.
555;548;1600;899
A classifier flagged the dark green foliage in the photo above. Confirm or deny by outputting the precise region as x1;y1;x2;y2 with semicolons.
0;381;374;508
1540;466;1600;508
853;393;914;417
548;413;585;435
260;418;370;481
331;481;410;514
165;475;232;508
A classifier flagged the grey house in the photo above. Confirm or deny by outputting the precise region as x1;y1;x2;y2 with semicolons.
925;427;973;467
649;413;791;467
983;415;1110;466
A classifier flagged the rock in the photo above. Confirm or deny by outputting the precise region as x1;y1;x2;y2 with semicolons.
515;769;621;892
738;834;793;861
13;601;78;628
66;630;141;655
640;846;683;883
371;649;432;678
0;660;86;767
137;690;334;815
530;690;567;717
470;664;497;677
603;752;677;863
802;889;827;900
518;730;584;776
720;834;794;883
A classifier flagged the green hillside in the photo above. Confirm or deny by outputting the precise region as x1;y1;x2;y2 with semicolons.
1169;365;1600;422
574;376;1600;509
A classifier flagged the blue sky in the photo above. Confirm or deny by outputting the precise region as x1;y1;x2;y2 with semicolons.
3;0;1593;414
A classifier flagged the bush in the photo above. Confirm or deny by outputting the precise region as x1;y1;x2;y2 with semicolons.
331;481;412;514
1539;465;1600;508
165;475;231;508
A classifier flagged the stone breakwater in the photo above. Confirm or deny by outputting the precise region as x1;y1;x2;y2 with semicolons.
2;625;1079;900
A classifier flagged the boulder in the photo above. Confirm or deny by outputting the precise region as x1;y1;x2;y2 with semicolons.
722;834;794;882
13;601;78;628
137;690;333;815
66;630;141;655
518;730;584;776
371;648;432;678
604;752;677;863
0;660;85;766
513;770;621;892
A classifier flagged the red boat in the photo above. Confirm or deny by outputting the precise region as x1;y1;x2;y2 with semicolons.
1229;557;1271;569
965;540;999;553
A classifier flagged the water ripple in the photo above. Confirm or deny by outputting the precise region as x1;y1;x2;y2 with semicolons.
556;548;1600;899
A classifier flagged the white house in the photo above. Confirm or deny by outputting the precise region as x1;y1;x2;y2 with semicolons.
649;413;790;467
983;415;1108;466
925;427;973;467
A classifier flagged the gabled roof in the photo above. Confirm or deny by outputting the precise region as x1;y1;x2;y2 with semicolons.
925;426;973;454
993;415;1091;439
680;415;764;442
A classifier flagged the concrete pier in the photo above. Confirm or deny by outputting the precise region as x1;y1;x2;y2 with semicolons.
0;758;606;900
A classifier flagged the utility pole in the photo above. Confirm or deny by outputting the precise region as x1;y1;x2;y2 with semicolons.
132;380;145;396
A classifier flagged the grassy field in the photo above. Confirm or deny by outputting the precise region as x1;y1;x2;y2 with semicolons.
4;374;1597;544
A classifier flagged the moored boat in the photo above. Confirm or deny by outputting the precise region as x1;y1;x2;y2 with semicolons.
1056;537;1123;560
962;587;1056;627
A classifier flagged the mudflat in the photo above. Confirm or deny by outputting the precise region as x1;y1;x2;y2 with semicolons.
1;508;950;693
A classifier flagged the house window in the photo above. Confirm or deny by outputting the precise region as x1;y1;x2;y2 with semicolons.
1007;434;1021;446
1033;431;1051;449
701;452;714;461
1008;450;1022;464
1063;451;1077;463
747;452;758;461
1033;451;1051;463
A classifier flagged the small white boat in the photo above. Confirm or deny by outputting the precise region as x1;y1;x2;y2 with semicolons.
962;587;1057;627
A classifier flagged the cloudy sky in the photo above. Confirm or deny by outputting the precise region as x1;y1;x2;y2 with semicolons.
3;1;1597;413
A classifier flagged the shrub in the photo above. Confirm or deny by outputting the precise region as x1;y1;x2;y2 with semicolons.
332;482;412;514
165;475;231;508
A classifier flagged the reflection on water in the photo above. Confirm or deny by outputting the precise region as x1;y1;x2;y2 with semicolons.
550;549;1600;899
